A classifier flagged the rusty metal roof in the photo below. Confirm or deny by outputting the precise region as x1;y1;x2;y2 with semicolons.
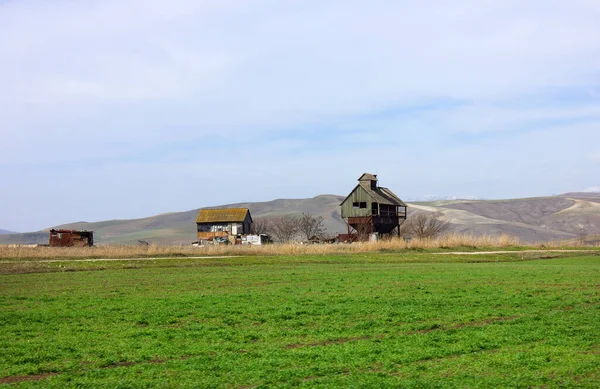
196;208;251;223
50;229;93;233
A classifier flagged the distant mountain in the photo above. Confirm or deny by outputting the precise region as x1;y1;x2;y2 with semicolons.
0;195;346;246
583;186;600;193
422;195;485;201
417;194;600;243
0;229;17;235
559;192;600;198
1;192;600;245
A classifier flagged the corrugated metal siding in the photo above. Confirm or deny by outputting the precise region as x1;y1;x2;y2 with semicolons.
49;229;94;247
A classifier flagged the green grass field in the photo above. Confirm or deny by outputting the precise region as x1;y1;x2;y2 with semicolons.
1;251;599;387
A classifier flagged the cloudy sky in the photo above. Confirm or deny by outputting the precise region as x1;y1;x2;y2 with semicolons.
1;0;599;232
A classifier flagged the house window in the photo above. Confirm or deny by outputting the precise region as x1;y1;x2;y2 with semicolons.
353;202;359;208
359;202;367;209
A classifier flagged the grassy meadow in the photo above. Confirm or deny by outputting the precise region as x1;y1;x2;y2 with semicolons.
0;247;599;387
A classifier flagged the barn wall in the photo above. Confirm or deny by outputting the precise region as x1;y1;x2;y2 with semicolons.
197;231;229;240
341;185;373;218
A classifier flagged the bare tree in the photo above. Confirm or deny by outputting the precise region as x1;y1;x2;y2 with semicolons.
270;215;299;243
349;217;374;241
298;213;326;241
401;212;450;239
251;218;271;235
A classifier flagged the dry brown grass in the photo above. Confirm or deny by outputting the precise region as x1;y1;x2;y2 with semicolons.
545;234;600;248
3;233;598;261
0;234;529;260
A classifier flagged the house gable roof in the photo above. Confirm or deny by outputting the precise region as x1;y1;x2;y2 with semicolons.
340;183;406;207
196;208;252;224
360;183;406;206
378;187;406;206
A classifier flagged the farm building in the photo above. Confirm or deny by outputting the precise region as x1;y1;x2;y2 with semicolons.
49;229;94;247
340;173;407;239
196;208;253;243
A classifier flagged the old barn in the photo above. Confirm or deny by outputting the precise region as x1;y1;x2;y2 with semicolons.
49;229;94;247
340;173;407;238
196;208;253;243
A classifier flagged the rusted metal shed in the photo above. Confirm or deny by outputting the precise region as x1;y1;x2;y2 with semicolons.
196;208;253;242
49;229;94;247
340;173;407;238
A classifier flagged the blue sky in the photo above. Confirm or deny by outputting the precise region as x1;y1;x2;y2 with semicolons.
1;0;599;232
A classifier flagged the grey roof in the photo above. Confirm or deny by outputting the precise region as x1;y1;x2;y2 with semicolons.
359;183;407;206
340;182;407;207
379;187;406;206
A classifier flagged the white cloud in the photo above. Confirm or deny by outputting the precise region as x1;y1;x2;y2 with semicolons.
2;1;599;107
419;102;600;134
1;0;600;230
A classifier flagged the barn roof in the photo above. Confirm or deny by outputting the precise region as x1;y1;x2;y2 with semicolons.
358;183;407;206
196;208;252;224
340;182;407;207
378;187;406;206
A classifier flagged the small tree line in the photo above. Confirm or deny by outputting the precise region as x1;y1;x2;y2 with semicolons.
347;211;451;240
401;211;450;239
253;210;451;243
251;213;327;243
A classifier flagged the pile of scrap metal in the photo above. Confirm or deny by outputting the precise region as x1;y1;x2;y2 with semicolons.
241;234;272;245
211;236;231;245
306;235;337;244
49;229;94;247
337;233;359;243
192;234;272;247
191;236;231;246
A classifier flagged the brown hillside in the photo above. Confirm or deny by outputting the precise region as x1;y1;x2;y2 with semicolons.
2;193;599;245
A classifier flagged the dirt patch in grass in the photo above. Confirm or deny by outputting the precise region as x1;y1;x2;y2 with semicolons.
1;355;195;383
454;315;520;328
104;355;189;369
287;317;522;349
104;361;136;368
286;336;371;349
408;316;521;335
0;373;58;384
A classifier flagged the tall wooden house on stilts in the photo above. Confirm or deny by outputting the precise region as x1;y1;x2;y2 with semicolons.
340;173;407;240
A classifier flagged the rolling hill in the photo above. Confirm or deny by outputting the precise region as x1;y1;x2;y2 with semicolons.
1;193;599;245
0;195;347;245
